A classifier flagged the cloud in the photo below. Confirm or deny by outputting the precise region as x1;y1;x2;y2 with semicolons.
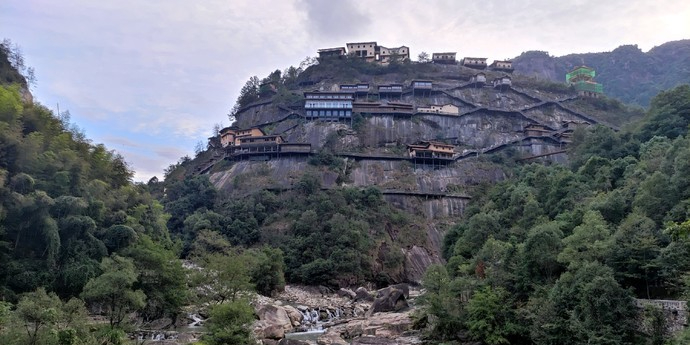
300;0;371;41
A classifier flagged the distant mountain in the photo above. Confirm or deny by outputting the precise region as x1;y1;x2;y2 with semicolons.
513;40;690;106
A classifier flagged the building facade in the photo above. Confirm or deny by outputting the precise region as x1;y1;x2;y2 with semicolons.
432;52;457;64
462;57;488;69
417;104;459;115
346;42;377;62
304;91;354;121
566;66;604;98
489;60;513;72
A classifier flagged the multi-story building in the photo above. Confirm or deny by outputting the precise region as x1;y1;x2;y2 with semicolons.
339;83;371;99
432;52;457;64
566;66;604;98
378;45;410;63
462;57;488;69
346;42;377;62
303;91;354;121
417;104;460;115
493;76;512;90
408;141;455;159
317;47;346;60
219;126;238;147
344;42;410;63
378;84;403;100
489;60;513;72
469;72;487;86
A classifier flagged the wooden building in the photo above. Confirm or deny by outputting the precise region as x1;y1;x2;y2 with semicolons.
317;47;346;60
303;91;354;121
469;72;487;86
408;141;456;168
489;60;513;72
378;84;403;99
432;52;457;64
339;83;370;99
417;104;460;115
219;126;239;147
411;80;433;89
493;76;512;90
233;127;265;146
462;57;488;69
524;124;554;137
353;101;414;116
554;129;574;143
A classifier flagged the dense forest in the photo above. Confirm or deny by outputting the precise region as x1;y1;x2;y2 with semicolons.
417;84;690;344
0;42;284;345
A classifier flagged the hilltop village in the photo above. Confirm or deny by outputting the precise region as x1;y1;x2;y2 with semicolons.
203;41;606;176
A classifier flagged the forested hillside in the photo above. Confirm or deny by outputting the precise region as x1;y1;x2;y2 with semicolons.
418;85;690;344
513;40;690;106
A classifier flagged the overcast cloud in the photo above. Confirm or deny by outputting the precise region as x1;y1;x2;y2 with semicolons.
1;0;688;181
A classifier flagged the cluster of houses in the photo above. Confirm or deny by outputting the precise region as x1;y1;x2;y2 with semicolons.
217;126;311;160
523;120;590;143
303;75;515;122
215;122;457;164
317;42;514;72
318;41;411;64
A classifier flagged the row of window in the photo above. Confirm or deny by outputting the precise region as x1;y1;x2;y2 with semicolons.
305;94;353;99
306;110;352;117
305;101;352;109
413;82;432;87
379;86;403;91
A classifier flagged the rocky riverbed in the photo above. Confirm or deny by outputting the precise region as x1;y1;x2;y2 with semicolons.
253;284;422;345
132;284;422;345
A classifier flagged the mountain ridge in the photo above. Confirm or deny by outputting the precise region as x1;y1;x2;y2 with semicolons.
513;39;690;106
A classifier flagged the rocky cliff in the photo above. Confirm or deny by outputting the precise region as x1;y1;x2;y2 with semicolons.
200;59;637;283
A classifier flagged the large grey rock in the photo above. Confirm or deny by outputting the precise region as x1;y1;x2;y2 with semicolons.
278;339;311;345
355;287;374;302
338;288;357;299
263;324;285;340
367;286;408;317
283;305;303;327
258;305;293;332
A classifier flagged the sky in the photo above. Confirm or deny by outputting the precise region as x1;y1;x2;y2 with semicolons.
1;0;689;181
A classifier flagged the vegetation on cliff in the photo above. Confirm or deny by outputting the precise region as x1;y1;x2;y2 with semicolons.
418;84;690;344
513;40;690;106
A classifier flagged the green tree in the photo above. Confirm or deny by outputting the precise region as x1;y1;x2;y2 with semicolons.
15;288;62;345
192;251;254;305
121;236;188;323
557;210;611;268
247;246;285;297
465;286;518;345
81;255;146;327
203;299;255;345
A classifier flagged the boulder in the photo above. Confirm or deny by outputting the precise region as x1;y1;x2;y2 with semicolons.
278;339;311;345
263;339;279;345
355;287;374;302
367;286;408;317
145;317;173;330
283;305;303;327
352;336;399;345
263;324;285;340
317;329;349;345
338;288;357;299
258;305;293;332
176;333;197;344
